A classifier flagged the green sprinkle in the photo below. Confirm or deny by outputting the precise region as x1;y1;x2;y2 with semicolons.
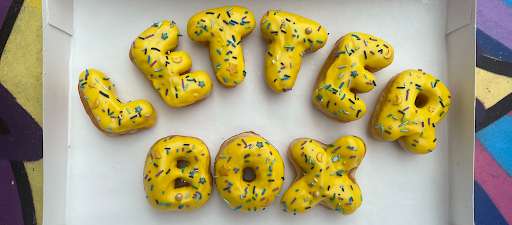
126;108;131;114
245;25;251;29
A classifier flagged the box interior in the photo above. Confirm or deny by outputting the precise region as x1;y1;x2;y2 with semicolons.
43;0;475;224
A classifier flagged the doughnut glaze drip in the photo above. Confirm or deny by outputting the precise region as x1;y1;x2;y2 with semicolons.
281;136;366;215
369;69;451;154
130;21;212;107
187;6;255;87
313;33;394;122
260;10;327;92
77;69;156;136
214;133;284;212
143;136;212;211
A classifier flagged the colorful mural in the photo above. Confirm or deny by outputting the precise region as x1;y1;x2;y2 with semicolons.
0;0;43;224
475;0;512;224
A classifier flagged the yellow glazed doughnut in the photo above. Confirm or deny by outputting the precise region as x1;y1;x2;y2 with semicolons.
260;10;327;92
187;6;255;88
77;69;156;136
369;69;451;154
214;132;284;212
130;21;213;107
143;135;212;211
280;136;366;215
312;33;394;122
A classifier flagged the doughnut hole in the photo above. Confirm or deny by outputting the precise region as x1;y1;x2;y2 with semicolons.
174;178;190;189
174;160;191;188
242;167;256;182
177;160;188;169
415;93;429;108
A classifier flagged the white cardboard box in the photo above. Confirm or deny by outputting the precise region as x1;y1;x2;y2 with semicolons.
43;0;476;224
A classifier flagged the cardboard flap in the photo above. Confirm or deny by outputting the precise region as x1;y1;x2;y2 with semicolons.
47;0;74;35
446;0;473;34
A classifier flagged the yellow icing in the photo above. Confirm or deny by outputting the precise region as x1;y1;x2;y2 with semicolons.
214;136;284;212
130;21;212;107
78;69;156;134
187;6;255;87
143;135;212;211
280;136;366;215
260;10;327;92
313;33;394;121
372;70;451;154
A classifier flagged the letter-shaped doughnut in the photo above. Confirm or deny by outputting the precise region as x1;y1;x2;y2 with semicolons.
187;6;255;87
143;135;212;211
312;33;394;122
369;69;451;154
130;21;212;107
260;10;327;92
281;136;366;215
214;132;284;212
78;69;156;136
